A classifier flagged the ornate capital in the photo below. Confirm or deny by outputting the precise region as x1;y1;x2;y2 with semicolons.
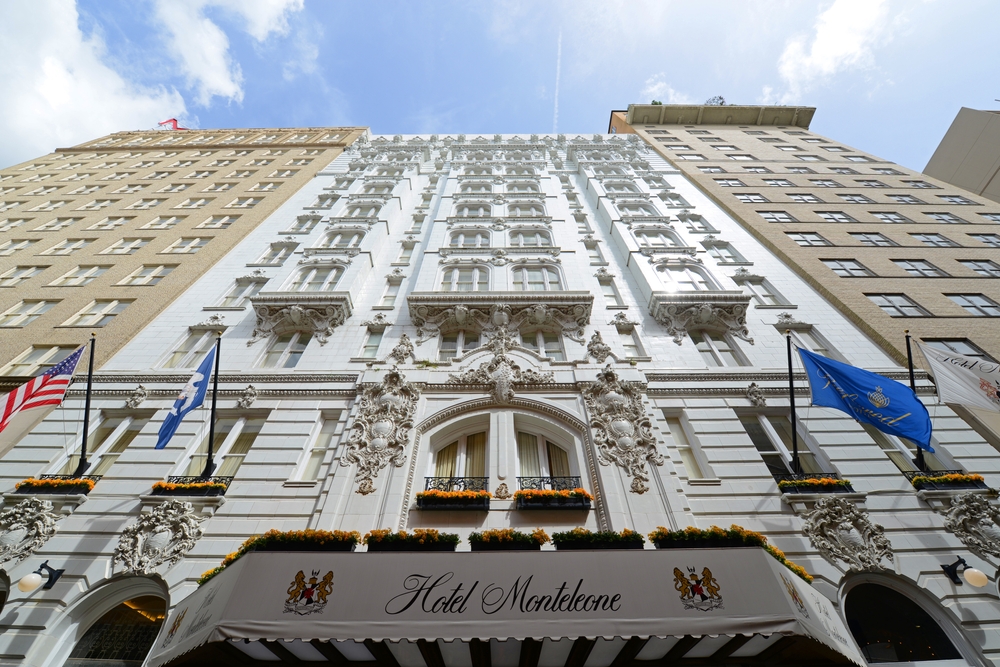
341;368;420;495
248;293;352;346
943;492;1000;559
0;498;62;564
802;497;893;571
113;500;204;575
583;365;661;494
649;292;753;345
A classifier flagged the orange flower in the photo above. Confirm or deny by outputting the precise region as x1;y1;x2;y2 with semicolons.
15;477;96;491
416;490;492;500
513;487;593;501
152;480;227;493
777;477;851;489
910;473;984;487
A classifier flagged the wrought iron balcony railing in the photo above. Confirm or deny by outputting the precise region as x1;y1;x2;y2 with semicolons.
772;472;841;483
39;474;103;483
424;477;489;493
901;470;964;482
517;476;582;491
166;475;235;488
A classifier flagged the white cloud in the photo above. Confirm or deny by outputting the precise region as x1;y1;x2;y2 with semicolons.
776;0;891;103
0;0;186;168
640;74;695;105
152;0;304;105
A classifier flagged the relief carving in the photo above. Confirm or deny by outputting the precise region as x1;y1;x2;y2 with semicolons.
587;330;613;363
0;498;62;564
113;500;205;575
943;492;1000;559
802;496;893;571
248;299;351;347
653;300;753;345
447;329;554;404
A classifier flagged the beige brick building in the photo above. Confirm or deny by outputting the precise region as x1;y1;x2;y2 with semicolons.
610;105;1000;374
0;126;365;376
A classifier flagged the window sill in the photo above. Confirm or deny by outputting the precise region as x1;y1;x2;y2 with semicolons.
687;478;722;486
606;305;629;310
371;305;396;311
350;357;379;363
716;261;754;266
390;262;411;267
283;480;318;488
754;304;796;309
202;306;246;311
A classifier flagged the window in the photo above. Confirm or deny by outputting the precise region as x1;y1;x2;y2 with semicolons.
735;193;768;203
660;266;713;292
850;232;897;246
145;171;172;180
140;216;185;230
28;200;70;212
707;243;745;263
101;238;149;255
787;167;814;174
516;432;570;478
455;204;490;218
785;232;833;247
379;282;400;307
261;333;311;368
861;423;948;473
39;238;92;256
867;294;929;317
395;245;414;265
225;197;261;209
0;301;56;327
873;168;903;175
789;327;841;362
2;345;76;376
759;211;797;223
817;211;857;223
73;413;154;476
661;413;708;480
157;183;188;194
691;332;745;367
600;279;625;306
727;154;757;161
838;194;874;204
978;213;1000;222
63;300;132;327
520;331;565;360
911;233;958;247
663;144;692;150
742;166;772;174
125;199;163;210
162;330;217;368
924;339;992;360
299;412;343;480
216;279;266;308
512;266;561;291
162;237;209;254
760;179;793;187
741;278;788;306
289;266;343;292
436;432;489;479
893;260;948;277
202;182;235;193
0;218;30;232
87;216;134;230
196;215;239;229
509;230;551;247
35;217;80;231
712;145;740;151
441;267;488;292
740;415;821;477
903;180;937;189
287;216;320;234
256;243;295;265
789;193;823;203
0;266;45;287
845;156;872;163
714;179;745;187
635;230;679;247
947;294;1000;317
439;330;481;360
775;145;799;152
77;199;118;211
174;198;213;209
698;166;725;173
960;260;1000;277
830;167;859;175
675;154;706;161
119;265;176;286
321;230;365;248
0;239;35;256
185;415;268;477
449;230;489;247
970;233;1000;247
619;330;643;358
938;195;976;205
796;155;824;162
887;194;924;205
810;179;842;188
185;171;214;179
49;265;108;286
871;211;911;224
355;330;383;359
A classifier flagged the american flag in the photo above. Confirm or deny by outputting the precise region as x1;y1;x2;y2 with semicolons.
0;346;85;435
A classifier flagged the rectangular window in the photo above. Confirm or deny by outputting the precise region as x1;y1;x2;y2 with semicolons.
661;413;706;480
174;198;213;209
938;195;976;205
162;237;209;254
101;238;149;254
119;265;176;286
185;415;268;478
740;415;822;478
850;232;897;247
587;245;605;264
48;265;107;286
838;194;875;204
871;212;911;224
735;193;769;203
0;301;57;327
140;216;185;230
924;212;966;224
742;278;788;306
727;154;757;161
923;338;992;360
438;331;480;361
226;197;262;209
763;179;795;187
830;167;859;175
125;199;164;210
970;234;1000;247
810;179;842;188
395;245;414;264
786;232;831;246
787;167;814;174
83;413;154;476
698;166;725;173
867;293;930;317
601;280;625;306
302;413;343;481
0;239;35;256
217;280;266;308
947;294;1000;317
742;166;772;174
520;331;564;361
1;345;76;376
888;194;925;205
256;244;294;265
361;331;383;359
893;260;948;277
63;300;132;327
691;331;745;366
34;217;81;231
619;330;643;358
860;423;947;473
197;215;240;229
39;238;92;256
86;216;134;230
960;260;1000;277
714;179;745;187
978;213;1000;222
759;211;797;223
379;282;400;307
0;266;46;287
789;193;823;203
911;233;959;247
817;211;857;223
707;243;744;263
261;332;311;368
163;331;217;368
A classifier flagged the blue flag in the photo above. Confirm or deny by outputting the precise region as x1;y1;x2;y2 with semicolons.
797;347;934;451
155;347;216;450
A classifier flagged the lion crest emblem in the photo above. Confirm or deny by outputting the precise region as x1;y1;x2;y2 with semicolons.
673;566;723;611
284;569;334;616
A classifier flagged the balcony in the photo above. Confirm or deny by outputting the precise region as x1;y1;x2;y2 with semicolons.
248;291;353;346
515;476;591;511
416;477;490;511
774;472;855;494
647;290;752;345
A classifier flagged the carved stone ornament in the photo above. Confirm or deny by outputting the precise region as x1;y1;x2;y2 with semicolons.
0;498;62;564
802;496;893;571
125;385;147;409
113;500;205;575
746;382;766;407
248;295;351;347
409;299;592;345
652;299;753;345
447;329;554;404
582;365;662;494
341;367;420;495
362;313;392;333
587;330;613;363
943;492;1000;559
236;385;257;409
611;312;638;333
494;483;512;500
777;312;799;326
386;333;416;365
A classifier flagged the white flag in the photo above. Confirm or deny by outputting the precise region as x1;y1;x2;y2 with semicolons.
919;343;1000;412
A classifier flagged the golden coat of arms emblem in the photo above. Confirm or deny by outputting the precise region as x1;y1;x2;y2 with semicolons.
673;567;724;611
284;569;334;616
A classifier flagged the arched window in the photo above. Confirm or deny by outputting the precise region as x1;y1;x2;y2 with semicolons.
512;266;561;291
289;266;343;291
845;583;962;663
441;267;488;292
455;204;490;217
460;182;491;194
605;182;638;193
507;181;540;193
635;230;680;247
434;432;487;478
593;166;625;176
449;230;489;248
509;230;551;247
464;167;492;176
516;432;571;477
320;230;364;248
659;265;713;292
618;202;657;217
63;596;166;667
346;204;379;218
362;183;392;195
509;203;544;217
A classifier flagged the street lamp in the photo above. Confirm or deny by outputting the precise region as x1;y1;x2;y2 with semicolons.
17;561;64;592
941;557;988;587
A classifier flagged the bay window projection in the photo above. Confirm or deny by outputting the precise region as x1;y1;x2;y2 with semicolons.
288;266;343;292
512;266;561;291
691;332;745;367
301;412;344;481
520;331;565;360
516;433;571;478
261;333;312;368
441;267;488;292
439;330;481;360
434;432;487;479
184;415;268;477
739;414;822;478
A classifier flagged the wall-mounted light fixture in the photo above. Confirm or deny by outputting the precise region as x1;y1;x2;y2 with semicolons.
942;557;988;587
17;561;64;592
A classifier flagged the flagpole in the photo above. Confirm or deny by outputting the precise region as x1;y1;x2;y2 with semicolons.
72;334;96;478
200;336;221;479
786;330;800;473
904;330;927;471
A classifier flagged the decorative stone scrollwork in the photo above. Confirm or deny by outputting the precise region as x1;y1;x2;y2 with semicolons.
802;496;893;571
125;385;147;409
582;365;662;494
943;493;1000;558
610;312;638;333
494;483;512;500
447;329;554;404
248;294;352;347
236;385;257;409
113;500;204;575
587;331;613;363
746;382;766;407
341;368;420;495
0;498;62;564
385;333;416;365
650;293;754;345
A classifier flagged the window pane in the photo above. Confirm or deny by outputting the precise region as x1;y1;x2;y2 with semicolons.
464;432;487;477
546;442;571;477
435;442;458;477
517;432;541;477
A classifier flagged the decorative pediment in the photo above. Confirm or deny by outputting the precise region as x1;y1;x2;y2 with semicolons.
447;329;554;404
649;291;753;345
248;292;353;346
407;292;594;345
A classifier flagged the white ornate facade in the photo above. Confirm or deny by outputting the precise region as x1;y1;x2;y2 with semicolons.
0;132;998;666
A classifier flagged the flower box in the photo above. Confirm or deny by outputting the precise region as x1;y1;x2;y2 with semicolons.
468;528;549;551
151;482;227;497
364;529;460;552
910;473;987;492
416;490;490;511
251;541;356;553
653;538;749;549
514;488;593;511
553;528;645;550
778;479;856;494
15;478;95;496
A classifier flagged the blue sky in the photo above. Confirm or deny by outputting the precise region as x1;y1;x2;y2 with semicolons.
2;0;998;171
